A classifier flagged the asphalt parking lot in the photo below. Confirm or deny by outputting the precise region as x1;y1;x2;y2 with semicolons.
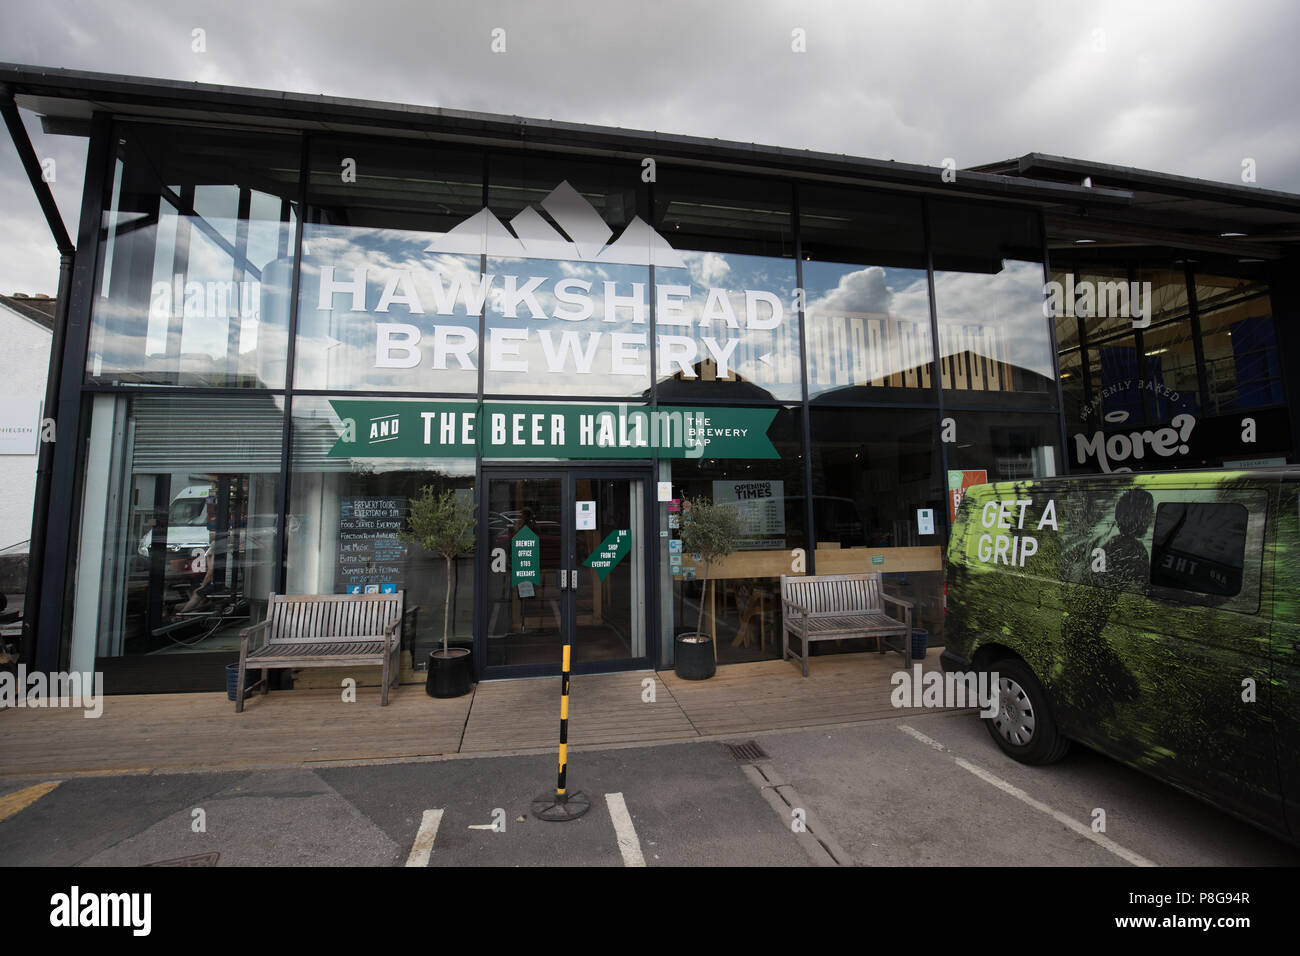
1;710;1295;868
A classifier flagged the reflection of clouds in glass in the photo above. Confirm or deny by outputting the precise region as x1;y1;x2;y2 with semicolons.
803;263;933;393
297;223;481;392
681;250;731;287
558;260;612;281
483;258;650;396
655;251;799;399
806;264;930;320
934;260;1053;378
303;226;466;280
293;229;799;398
91;214;292;387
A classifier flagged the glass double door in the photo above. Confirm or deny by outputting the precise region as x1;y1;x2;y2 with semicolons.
480;467;651;677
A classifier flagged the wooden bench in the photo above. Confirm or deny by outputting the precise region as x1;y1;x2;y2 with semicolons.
780;573;912;676
235;592;404;712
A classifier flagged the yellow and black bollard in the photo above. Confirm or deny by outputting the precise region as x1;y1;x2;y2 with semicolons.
532;641;590;821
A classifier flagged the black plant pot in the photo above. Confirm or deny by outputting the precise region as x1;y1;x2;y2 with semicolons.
674;633;716;680
427;646;473;698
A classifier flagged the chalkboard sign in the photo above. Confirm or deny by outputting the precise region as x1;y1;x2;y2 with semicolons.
337;496;407;594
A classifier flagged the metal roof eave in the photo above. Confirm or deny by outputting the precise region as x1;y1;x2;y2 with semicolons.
0;62;1134;210
976;152;1300;215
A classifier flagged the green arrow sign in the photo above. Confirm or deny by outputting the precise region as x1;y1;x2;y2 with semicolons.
326;401;778;460
583;529;631;582
511;526;540;588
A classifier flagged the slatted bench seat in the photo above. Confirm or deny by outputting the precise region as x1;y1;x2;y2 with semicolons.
235;592;404;712
780;572;913;676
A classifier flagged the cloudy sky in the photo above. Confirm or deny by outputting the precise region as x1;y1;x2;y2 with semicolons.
2;0;1298;296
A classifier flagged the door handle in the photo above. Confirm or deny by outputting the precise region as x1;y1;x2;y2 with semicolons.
557;570;569;590
570;569;579;589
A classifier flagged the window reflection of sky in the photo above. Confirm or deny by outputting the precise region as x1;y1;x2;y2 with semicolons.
297;224;481;393
934;260;1054;382
297;224;803;400
93;212;1054;400
90;209;292;388
802;261;932;397
655;250;801;402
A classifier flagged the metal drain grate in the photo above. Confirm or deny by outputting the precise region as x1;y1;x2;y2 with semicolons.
725;740;769;762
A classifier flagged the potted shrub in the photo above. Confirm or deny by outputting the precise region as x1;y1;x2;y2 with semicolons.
674;496;741;680
402;486;476;698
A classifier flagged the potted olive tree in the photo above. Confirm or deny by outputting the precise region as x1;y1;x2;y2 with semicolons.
403;485;476;698
674;496;741;680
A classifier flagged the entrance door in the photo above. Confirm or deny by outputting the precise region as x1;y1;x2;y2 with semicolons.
480;468;652;678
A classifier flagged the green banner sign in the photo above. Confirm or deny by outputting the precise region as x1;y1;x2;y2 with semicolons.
511;526;540;588
327;401;778;460
583;529;631;582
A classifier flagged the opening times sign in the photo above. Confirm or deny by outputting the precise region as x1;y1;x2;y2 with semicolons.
328;400;778;460
584;529;631;581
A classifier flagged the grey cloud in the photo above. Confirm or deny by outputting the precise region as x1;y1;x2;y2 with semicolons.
3;0;1298;296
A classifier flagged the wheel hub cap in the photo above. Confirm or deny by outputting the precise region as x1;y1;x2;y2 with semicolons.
992;676;1036;746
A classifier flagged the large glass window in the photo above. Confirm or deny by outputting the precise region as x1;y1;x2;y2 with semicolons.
1194;271;1284;415
809;407;945;642
801;188;932;403
1138;266;1199;422
89;124;300;388
483;154;652;398
663;406;804;665
946;410;1061;481
1054;261;1199;431
652;170;800;402
931;200;1055;408
295;137;485;393
286;397;475;671
69;395;284;690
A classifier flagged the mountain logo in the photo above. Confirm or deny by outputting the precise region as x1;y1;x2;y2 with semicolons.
425;180;685;268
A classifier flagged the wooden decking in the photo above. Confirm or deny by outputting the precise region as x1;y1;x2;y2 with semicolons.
0;651;952;777
658;653;931;736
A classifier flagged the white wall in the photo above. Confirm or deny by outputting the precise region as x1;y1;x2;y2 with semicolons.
0;303;52;553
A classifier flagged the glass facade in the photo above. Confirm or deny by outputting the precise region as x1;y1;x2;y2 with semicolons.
286;397;476;669
801;187;932;403
1051;254;1290;474
69;393;283;682
89;125;299;389
54;117;1293;691
931;200;1055;409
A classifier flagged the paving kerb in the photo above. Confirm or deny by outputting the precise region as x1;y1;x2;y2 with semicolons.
0;654;962;780
0;709;979;783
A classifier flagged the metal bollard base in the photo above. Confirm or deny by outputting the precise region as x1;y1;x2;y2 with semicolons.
531;790;591;822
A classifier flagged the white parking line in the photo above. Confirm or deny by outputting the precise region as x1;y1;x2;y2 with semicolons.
405;809;444;868
954;758;1156;867
899;725;947;751
604;792;646;867
898;724;1157;868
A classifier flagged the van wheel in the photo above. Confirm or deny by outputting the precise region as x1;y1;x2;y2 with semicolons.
984;658;1069;765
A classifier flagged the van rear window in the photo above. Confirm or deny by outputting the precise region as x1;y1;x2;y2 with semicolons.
1149;502;1247;597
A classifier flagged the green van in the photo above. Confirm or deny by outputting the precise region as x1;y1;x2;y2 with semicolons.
942;468;1299;844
